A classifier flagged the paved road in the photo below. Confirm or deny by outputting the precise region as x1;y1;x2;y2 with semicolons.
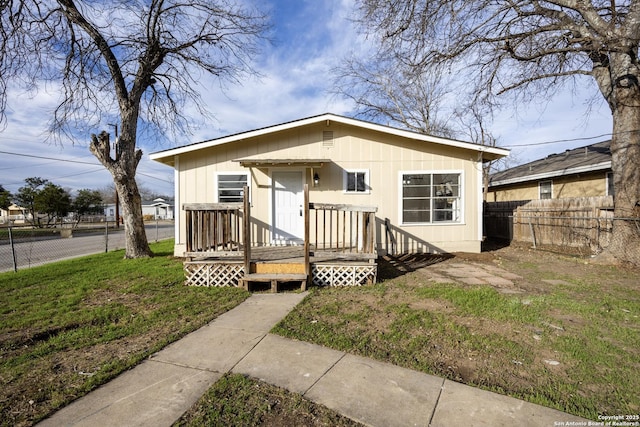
0;222;175;272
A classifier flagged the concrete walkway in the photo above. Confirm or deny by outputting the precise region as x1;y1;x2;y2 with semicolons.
38;292;589;427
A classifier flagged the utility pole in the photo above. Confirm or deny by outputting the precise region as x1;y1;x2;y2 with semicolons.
108;123;120;228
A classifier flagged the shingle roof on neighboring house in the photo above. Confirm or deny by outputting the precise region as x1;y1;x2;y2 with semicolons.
142;198;173;207
489;140;611;187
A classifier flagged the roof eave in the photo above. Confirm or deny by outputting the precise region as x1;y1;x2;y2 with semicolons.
150;113;511;163
489;161;611;187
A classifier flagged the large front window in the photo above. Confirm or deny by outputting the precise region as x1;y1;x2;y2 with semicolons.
217;173;249;203
401;172;461;224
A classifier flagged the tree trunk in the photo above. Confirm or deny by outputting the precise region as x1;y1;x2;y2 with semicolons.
596;55;640;266
606;103;640;266
115;176;152;259
90;131;152;259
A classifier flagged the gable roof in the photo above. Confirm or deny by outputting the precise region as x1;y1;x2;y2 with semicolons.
150;113;509;165
489;140;611;187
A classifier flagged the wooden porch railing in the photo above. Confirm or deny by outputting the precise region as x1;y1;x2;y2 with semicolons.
183;202;245;258
308;201;378;259
184;185;377;267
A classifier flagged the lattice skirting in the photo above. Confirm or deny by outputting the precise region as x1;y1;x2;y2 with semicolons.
312;263;377;287
184;261;245;287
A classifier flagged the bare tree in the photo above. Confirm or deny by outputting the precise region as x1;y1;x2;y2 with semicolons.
454;105;502;201
355;0;640;265
1;0;269;258
333;54;456;137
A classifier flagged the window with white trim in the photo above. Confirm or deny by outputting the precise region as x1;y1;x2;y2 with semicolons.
539;180;552;199
344;170;369;193
216;172;249;203
401;172;461;223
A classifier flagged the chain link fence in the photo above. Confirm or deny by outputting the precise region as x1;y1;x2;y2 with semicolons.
607;218;640;266
0;220;174;272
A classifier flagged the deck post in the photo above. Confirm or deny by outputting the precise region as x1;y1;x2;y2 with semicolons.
243;186;251;275
304;184;310;290
185;209;192;253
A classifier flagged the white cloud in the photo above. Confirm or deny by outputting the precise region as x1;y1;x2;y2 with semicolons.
0;0;617;196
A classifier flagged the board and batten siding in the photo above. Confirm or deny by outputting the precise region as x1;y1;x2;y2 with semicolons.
173;121;484;255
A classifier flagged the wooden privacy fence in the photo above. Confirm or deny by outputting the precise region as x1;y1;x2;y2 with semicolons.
485;196;615;254
308;202;378;258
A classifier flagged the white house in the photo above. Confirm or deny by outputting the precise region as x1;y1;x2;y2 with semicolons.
104;198;174;221
151;113;508;258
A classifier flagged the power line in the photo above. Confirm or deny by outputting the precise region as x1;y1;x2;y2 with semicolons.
0;150;100;166
0;160;59;171
0;149;173;184
502;133;612;148
138;172;173;184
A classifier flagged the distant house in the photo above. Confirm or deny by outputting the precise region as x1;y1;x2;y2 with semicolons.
487;140;612;202
142;198;174;220
0;204;29;225
104;198;174;221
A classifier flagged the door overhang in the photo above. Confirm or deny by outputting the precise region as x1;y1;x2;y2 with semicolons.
234;158;329;168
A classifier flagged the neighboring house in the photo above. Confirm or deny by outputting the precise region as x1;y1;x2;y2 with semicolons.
0;204;28;225
151;113;508;257
142;198;174;220
487;140;612;202
104;198;174;221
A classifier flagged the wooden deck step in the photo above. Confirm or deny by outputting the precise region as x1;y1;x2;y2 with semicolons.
239;273;307;293
253;262;306;274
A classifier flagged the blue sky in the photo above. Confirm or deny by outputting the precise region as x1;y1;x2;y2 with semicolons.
0;0;613;197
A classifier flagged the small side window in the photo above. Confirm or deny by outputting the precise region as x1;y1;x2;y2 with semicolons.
344;170;369;193
217;173;249;203
539;180;552;199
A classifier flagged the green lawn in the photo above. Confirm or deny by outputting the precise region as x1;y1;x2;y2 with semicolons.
4;242;638;425
0;240;249;426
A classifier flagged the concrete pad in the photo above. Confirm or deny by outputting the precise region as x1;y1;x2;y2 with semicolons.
151;324;265;373
38;360;221;427
459;277;488;285
431;379;589;427
496;272;524;280
447;263;471;269
442;268;475;278
484;276;515;287
418;269;457;283
232;334;345;394
212;292;308;333
306;353;444;427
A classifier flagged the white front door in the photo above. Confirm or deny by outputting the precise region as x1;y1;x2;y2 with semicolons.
272;171;304;243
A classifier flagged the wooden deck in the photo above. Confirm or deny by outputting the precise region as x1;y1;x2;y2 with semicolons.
187;245;377;263
183;185;378;289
